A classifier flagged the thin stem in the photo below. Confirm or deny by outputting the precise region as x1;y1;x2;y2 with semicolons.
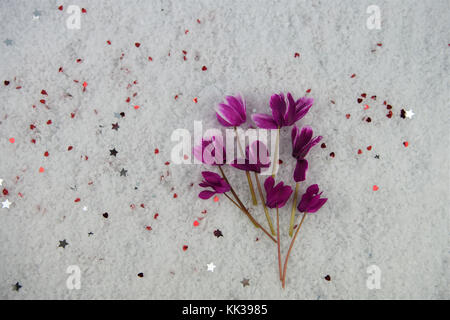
288;182;299;237
276;207;282;281
282;212;307;289
271;127;280;178
224;192;241;210
234;127;258;205
254;172;276;235
218;166;277;244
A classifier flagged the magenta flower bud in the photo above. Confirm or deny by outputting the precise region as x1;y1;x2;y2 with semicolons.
297;184;327;213
264;176;293;209
198;171;231;199
291;126;322;182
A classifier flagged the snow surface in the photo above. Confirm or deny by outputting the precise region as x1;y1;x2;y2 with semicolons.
0;0;449;299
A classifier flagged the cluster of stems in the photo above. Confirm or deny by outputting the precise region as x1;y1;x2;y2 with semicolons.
218;129;306;288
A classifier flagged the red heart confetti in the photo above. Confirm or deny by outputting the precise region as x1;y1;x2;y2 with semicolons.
182;245;188;251
135;42;141;48
373;185;379;191
193;97;198;103
39;167;45;173
294;52;300;58
213;196;219;202
403;141;409;147
9;138;15;143
193;221;199;227
202;66;207;71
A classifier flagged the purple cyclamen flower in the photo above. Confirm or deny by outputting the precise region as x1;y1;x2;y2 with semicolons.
297;184;327;213
193;136;226;165
252;93;313;129
291;126;322;182
264;176;293;209
230;141;271;173
216;95;247;127
198;171;231;199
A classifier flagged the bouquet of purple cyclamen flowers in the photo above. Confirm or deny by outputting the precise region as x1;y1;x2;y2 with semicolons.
195;93;327;288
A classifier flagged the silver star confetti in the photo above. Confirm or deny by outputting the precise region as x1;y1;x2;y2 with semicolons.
32;9;42;19
405;109;415;119
207;262;216;272
2;199;12;209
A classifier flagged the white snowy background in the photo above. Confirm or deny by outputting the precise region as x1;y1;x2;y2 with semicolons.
0;0;448;299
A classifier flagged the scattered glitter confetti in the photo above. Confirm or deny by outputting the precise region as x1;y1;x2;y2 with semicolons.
58;239;69;248
207;262;216;272
241;278;250;287
4;39;13;46
213;229;223;238
405;110;415;119
82;206;88;212
0;179;3;186
2;199;12;209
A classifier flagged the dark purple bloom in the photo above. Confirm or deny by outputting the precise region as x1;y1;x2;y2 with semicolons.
291;126;322;182
297;184;327;213
252;93;313;129
198;171;231;199
193;136;226;165
230;140;271;173
291;126;322;159
264;176;293;209
216;95;247;127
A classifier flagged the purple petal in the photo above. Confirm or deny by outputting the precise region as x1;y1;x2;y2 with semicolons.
284;92;297;126
201;171;222;183
252;113;278;129
217;103;242;126
306;184;319;195
270;93;286;126
293;97;313;122
199;190;216;199
216;112;233;127
264;176;275;194
307;197;327;213
225;95;246;122
293;159;308;182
